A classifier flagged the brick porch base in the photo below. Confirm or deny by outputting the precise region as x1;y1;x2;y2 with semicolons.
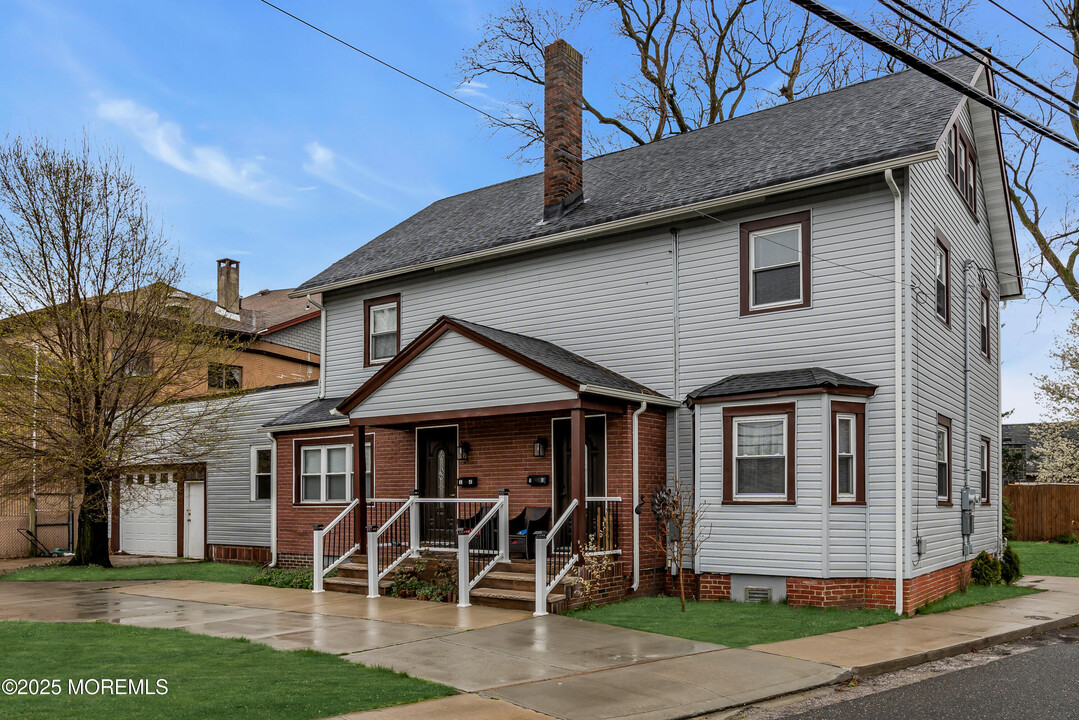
207;544;271;565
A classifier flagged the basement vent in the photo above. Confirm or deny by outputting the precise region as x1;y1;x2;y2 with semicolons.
745;586;772;603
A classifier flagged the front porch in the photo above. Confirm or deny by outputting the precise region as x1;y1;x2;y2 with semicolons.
270;316;675;613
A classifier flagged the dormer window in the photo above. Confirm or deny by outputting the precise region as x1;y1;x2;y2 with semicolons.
946;125;977;215
364;294;400;366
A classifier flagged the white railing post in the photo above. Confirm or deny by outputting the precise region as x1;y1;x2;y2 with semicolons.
408;491;420;557
366;527;380;599
498;489;510;562
312;525;325;593
534;530;548;617
457;530;471;608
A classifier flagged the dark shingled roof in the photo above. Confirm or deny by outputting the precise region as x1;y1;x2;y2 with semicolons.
296;57;977;294
264;396;347;429
448;318;668;398
687;367;877;402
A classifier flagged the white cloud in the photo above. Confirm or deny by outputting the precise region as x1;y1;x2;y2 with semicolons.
302;141;384;206
97;98;286;205
302;142;441;209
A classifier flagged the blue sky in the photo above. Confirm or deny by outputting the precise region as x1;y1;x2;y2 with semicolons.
0;0;1072;421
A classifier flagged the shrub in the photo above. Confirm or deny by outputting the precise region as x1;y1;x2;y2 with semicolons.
1001;544;1023;585
1002;496;1016;541
243;567;323;590
1052;533;1079;545
970;551;1001;586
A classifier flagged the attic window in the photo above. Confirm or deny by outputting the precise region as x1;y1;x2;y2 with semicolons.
946;125;977;215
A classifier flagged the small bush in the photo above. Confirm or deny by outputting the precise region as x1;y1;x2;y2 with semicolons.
243;567;322;590
1052;533;1079;545
1001;544;1023;585
970;551;1002;586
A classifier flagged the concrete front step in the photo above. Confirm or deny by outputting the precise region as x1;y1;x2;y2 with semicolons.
468;586;567;613
479;570;573;593
323;576;392;594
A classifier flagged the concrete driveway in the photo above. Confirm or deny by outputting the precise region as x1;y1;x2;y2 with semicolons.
0;579;848;719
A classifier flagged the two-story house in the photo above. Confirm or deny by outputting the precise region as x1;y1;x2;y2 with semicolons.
201;42;1019;614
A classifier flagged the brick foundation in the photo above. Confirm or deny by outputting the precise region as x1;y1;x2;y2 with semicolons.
276;552;313;569
690;559;979;614
208;544;270;565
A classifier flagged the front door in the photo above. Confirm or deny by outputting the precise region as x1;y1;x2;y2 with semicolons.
416;426;458;546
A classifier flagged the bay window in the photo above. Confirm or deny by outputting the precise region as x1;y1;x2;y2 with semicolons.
831;401;866;505
723;403;796;504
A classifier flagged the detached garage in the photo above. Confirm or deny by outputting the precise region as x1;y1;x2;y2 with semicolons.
113;465;205;559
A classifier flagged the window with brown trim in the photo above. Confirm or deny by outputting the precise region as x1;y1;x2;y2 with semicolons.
935;231;951;325
740;211;811;316
946;124;977;215
831;401;866;505
208;362;242;390
937;414;953;505
980;285;991;359
364;294;400;366
980;436;991;505
722;403;796;504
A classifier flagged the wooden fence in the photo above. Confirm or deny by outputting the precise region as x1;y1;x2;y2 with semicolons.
1003;483;1079;541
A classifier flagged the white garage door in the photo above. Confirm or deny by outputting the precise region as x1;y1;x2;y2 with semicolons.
120;481;177;557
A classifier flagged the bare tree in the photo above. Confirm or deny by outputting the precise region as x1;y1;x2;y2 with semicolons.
1002;0;1079;305
643;482;711;612
458;0;974;159
0;136;242;566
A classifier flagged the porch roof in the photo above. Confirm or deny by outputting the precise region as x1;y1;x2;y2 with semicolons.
339;317;678;423
686;367;877;404
263;396;348;432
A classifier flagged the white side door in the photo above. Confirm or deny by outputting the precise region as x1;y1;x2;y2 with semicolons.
184;482;205;560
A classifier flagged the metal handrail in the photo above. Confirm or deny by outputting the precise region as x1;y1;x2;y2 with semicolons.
533;499;578;616
312;498;361;593
457;491;510;607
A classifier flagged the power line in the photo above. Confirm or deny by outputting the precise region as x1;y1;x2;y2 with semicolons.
788;0;1079;155
879;0;1079;117
985;0;1079;64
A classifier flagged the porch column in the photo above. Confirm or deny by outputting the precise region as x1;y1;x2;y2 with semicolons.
570;407;587;551
353;424;367;551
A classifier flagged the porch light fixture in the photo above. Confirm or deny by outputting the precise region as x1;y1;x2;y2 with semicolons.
456;442;470;462
533;437;548;458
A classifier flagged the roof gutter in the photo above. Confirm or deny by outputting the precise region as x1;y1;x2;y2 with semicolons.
577;384;682;408
256;418;349;434
290;152;940;299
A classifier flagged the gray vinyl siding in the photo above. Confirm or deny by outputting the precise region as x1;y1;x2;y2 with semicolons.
263;317;320;354
682;178;902;577
204;382;319;547
349;330;575;420
906;99;1000;578
321;230;676;401
696;396;825;576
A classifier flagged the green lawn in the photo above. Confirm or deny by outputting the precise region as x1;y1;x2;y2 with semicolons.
567;596;896;647
915;584;1040;614
1012;541;1079;577
0;621;454;720
0;561;257;584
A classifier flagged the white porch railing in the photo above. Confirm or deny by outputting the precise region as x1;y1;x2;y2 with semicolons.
533;499;579;616
457;490;511;607
312;498;361;593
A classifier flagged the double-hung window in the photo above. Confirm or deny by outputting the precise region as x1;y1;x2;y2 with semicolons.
300;445;352;503
937;415;952;504
723;403;796;504
740;212;811;315
980;437;991;504
835;416;855;498
935;232;950;324
209;362;242;390
947;125;977;214
831;401;866;504
250;446;272;501
364;294;400;365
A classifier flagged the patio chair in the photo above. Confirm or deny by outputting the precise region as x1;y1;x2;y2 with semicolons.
509;506;551;560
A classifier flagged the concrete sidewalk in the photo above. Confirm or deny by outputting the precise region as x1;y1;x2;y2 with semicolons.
751;575;1079;677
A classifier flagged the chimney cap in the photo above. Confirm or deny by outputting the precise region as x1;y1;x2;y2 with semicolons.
216;258;240;266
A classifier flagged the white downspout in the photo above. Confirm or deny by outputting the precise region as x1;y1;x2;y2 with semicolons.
631;401;648;591
885;169;904;615
307;295;326;400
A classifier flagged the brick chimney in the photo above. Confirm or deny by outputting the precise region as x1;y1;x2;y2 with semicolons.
543;39;583;221
216;258;241;316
